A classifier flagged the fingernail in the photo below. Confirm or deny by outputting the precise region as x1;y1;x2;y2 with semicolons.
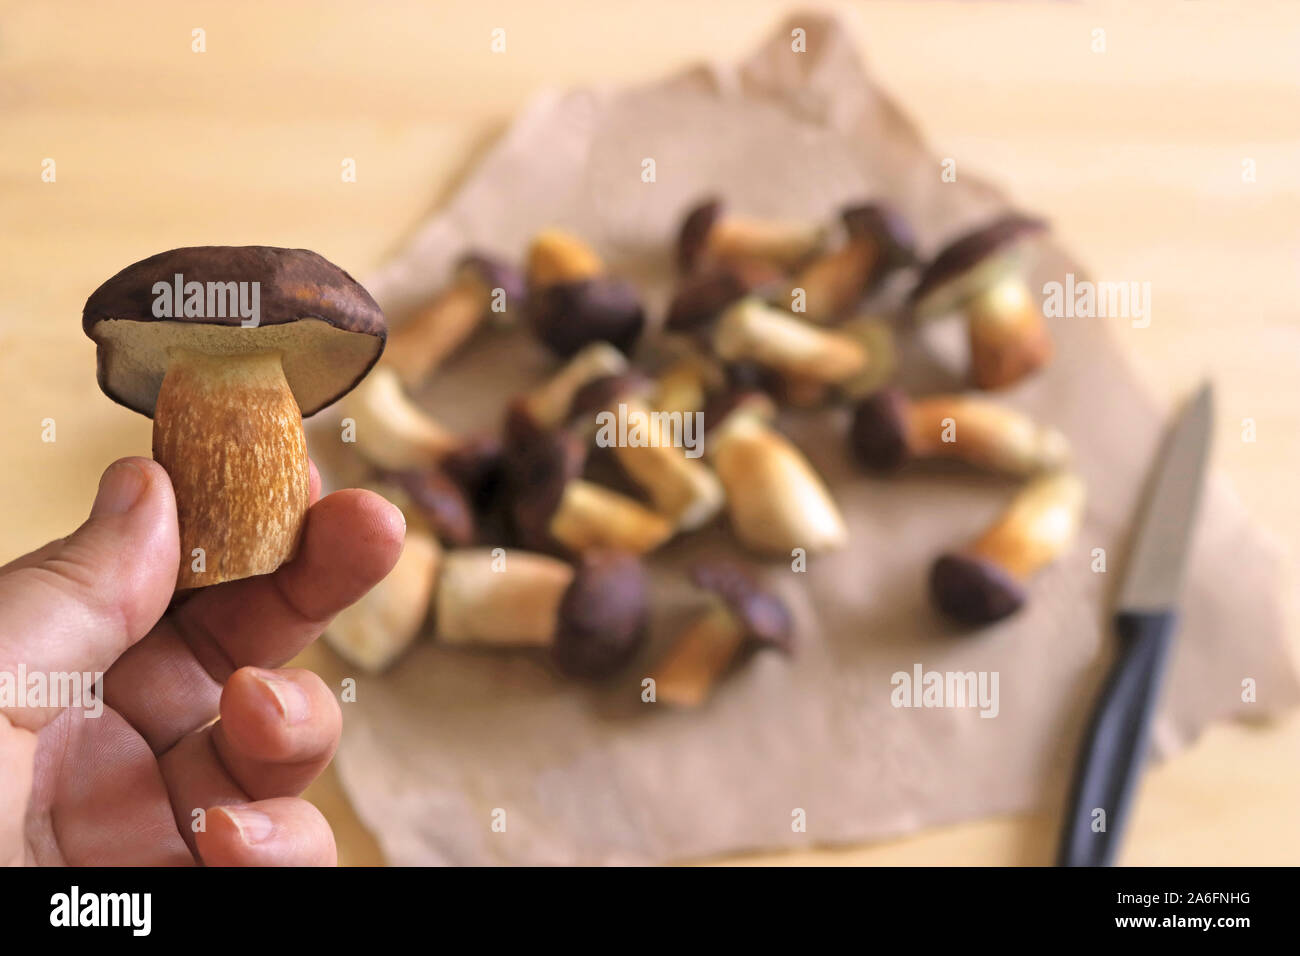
253;669;311;725
220;806;274;845
90;461;146;518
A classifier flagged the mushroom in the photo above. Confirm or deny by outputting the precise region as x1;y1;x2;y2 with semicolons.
508;427;673;555
676;197;824;273
930;471;1086;625
83;245;386;587
382;253;524;386
381;467;477;547
323;509;440;674
909;214;1052;390
513;341;629;433
337;364;461;471
650;346;726;418
850;387;1071;475
524;229;644;357
567;373;725;532
705;390;847;555
713;297;872;400
777;202;917;324
648;561;793;708
435;548;649;678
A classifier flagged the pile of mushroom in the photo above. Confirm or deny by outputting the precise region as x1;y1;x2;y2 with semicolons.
215;202;1082;700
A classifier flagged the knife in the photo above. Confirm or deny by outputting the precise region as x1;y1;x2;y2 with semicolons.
1057;382;1214;867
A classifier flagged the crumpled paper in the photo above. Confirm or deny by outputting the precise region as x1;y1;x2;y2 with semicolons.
314;12;1300;865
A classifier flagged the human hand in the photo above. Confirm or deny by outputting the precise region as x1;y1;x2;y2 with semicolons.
0;457;404;865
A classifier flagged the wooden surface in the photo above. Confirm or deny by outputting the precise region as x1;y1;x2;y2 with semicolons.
1;0;1297;865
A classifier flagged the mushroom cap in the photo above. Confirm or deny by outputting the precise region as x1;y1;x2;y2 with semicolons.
565;370;655;424
83;246;385;417
929;552;1027;625
849;387;912;471
384;467;476;547
507;427;587;551
552;550;650;678
525;277;645;358
702;387;778;435
841;201;918;274
676;197;724;272
665;259;783;333
908;214;1048;319
689;560;793;650
457;252;527;312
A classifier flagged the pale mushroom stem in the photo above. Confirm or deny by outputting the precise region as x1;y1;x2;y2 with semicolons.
382;276;490;386
650;604;746;708
968;472;1086;579
152;347;310;588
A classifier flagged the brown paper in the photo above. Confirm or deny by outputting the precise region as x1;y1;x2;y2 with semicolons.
314;13;1300;865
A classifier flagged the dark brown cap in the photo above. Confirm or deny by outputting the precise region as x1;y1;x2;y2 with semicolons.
552;550;650;678
676;197;724;272
841;202;918;273
83;246;385;417
565;371;655;424
526;277;645;358
849;388;913;471
908;214;1048;319
384;467;476;547
507;428;587;551
702;387;777;435
690;560;793;651
929;552;1026;625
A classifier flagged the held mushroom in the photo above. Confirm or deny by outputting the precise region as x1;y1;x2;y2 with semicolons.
382;253;524;386
676;197;824;273
850;387;1071;475
908;214;1052;390
930;471;1086;625
567;373;725;532
435;548;649;678
83;245;386;587
777;202;917;324
648;561;793;708
337;364;461;471
508;427;673;555
323;505;441;674
524;229;644;357
706;391;847;555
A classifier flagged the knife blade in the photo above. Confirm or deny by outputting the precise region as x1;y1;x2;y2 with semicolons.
1057;382;1214;867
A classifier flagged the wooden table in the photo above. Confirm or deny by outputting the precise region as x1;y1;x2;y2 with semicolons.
2;0;1297;865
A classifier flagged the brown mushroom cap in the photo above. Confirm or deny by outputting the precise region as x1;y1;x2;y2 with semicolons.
929;552;1027;625
507;427;588;551
384;467;476;547
83;246;385;417
908;214;1048;319
676;197;724;272
552;550;650;678
841;202;918;273
526;277;645;358
565;370;655;424
849;387;912;471
690;560;793;651
701;387;778;435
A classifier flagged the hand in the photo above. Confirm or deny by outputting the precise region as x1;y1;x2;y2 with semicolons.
0;457;404;865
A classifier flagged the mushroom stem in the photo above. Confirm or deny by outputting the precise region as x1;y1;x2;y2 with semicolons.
710;412;847;555
153;348;310;588
780;237;879;324
518;342;628;431
906;395;1071;474
709;217;824;271
968;471;1085;578
649;604;745;708
548;479;673;554
383;276;490;386
714;298;868;387
339;365;461;471
965;276;1053;390
435;549;575;646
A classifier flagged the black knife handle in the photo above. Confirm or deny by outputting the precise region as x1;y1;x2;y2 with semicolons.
1057;610;1177;867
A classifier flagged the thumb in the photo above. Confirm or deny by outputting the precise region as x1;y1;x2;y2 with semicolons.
0;457;179;731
